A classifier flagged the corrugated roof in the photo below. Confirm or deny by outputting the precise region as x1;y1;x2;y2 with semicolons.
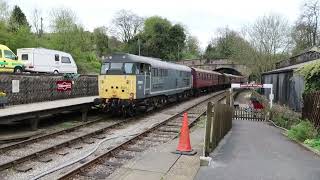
263;59;320;75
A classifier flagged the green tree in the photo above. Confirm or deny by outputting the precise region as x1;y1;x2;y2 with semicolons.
130;16;187;60
183;35;201;59
8;5;30;32
93;26;109;57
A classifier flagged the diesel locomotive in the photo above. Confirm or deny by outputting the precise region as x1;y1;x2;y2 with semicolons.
94;53;245;116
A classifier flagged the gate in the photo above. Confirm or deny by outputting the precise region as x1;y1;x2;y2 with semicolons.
233;107;267;121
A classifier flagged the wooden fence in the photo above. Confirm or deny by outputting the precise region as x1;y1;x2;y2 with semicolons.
302;91;320;128
233;107;267;121
204;102;233;156
0;74;98;106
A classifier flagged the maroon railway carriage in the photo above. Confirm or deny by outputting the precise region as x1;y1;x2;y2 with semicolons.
224;73;245;84
191;68;223;94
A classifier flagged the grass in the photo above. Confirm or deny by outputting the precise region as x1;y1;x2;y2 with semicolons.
304;138;320;151
195;116;206;128
287;121;317;142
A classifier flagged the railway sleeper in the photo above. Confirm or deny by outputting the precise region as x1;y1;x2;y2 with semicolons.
124;146;144;152
158;127;180;133
150;133;174;138
143;137;168;143
104;161;123;167
37;155;53;163
82;138;95;144
14;165;33;172
153;131;178;136
112;153;134;159
165;123;182;127
80;170;111;179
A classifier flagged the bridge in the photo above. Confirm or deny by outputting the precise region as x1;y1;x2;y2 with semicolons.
176;59;251;76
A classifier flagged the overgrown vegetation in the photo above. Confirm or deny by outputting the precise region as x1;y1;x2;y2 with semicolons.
287;121;318;142
304;138;320;151
297;61;320;93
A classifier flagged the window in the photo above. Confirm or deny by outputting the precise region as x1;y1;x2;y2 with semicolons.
4;50;16;60
124;63;135;74
0;50;2;58
21;54;28;60
110;63;123;69
61;56;71;63
55;54;59;61
101;63;110;74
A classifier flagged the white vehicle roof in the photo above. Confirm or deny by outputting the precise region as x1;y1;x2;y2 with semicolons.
104;53;191;72
17;48;72;56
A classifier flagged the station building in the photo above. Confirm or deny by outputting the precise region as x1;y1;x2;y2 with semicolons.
262;47;320;111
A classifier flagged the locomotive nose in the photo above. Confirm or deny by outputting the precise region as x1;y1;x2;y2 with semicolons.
98;75;136;100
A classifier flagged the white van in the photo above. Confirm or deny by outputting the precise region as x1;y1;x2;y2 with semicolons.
17;48;78;74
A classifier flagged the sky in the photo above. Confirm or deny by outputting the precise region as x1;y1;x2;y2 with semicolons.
7;0;305;49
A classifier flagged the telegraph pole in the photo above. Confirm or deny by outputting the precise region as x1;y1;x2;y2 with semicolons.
138;39;141;56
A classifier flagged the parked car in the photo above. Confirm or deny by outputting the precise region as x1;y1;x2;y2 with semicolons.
0;44;24;73
17;48;78;74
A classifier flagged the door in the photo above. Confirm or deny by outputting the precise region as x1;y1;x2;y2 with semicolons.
144;64;151;95
1;49;17;72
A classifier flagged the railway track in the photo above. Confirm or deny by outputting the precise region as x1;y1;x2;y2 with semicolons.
55;92;226;180
0;91;226;180
0;115;108;152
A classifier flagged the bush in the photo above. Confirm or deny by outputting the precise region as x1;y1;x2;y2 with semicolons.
304;138;320;151
270;105;301;129
287;121;317;142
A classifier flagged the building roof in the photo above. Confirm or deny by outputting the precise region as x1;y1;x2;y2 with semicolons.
263;58;320;75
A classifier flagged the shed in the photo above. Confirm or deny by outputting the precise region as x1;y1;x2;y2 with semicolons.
262;59;320;111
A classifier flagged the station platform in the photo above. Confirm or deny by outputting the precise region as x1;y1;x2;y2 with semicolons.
0;96;98;129
109;121;205;180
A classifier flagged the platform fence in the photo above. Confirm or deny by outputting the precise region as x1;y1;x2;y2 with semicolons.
0;74;98;106
302;91;320;128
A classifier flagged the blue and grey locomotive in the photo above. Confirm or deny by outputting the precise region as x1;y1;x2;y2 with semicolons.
95;53;193;116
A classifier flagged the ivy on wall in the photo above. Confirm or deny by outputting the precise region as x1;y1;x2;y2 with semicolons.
297;61;320;93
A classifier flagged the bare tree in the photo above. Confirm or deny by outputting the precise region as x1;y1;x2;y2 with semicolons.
50;8;78;33
111;10;144;43
32;8;43;37
0;0;9;22
248;14;292;55
292;0;320;52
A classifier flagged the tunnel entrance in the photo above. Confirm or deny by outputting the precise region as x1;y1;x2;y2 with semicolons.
214;68;242;76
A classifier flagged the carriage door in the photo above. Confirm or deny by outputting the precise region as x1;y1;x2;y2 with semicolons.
143;64;151;95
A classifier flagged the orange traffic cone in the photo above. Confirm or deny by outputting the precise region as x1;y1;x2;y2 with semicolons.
172;112;197;155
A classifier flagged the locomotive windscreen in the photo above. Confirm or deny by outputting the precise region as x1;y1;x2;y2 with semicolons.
101;62;139;75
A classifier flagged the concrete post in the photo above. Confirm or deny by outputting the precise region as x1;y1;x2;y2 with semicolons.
30;115;40;131
81;107;88;121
